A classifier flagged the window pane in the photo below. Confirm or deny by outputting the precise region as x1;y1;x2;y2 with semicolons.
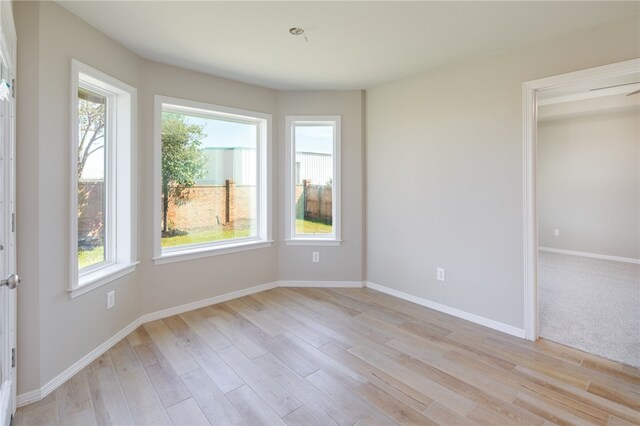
77;88;107;269
161;110;258;248
294;125;333;234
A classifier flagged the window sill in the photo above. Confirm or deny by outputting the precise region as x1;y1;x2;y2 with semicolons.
284;239;342;247
153;240;274;265
70;261;139;299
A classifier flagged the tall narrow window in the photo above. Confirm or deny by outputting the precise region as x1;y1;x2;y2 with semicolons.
153;96;272;264
70;60;137;297
77;87;108;270
285;116;341;245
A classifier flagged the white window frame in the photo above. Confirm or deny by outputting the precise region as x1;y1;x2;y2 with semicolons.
285;115;341;246
153;95;272;265
69;60;138;298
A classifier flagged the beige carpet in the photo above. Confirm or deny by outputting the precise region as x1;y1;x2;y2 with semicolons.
538;251;640;368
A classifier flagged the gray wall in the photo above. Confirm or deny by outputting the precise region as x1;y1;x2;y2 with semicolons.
16;0;144;395
15;0;40;396
277;91;365;282
136;59;281;316
538;108;640;259
366;15;639;329
15;1;364;396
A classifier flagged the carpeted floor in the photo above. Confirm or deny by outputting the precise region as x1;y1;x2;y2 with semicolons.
538;251;640;368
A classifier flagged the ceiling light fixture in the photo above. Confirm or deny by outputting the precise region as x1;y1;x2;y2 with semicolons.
289;27;308;42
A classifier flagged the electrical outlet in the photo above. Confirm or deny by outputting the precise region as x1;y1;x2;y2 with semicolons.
312;252;320;263
107;290;115;310
554;229;560;237
437;267;446;282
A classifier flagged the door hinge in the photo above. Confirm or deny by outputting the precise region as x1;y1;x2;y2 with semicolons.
11;213;14;232
11;348;15;368
11;78;14;99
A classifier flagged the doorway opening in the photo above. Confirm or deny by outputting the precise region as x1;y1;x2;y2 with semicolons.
523;59;640;368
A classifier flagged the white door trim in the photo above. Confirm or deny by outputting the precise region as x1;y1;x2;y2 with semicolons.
0;1;17;423
522;58;640;341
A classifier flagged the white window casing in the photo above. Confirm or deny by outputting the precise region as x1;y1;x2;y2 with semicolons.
153;96;272;265
285;115;341;246
69;59;138;298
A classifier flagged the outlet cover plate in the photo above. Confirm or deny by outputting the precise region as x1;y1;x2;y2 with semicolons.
107;290;115;310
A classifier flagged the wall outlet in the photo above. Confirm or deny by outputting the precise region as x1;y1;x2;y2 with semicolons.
312;252;320;263
437;267;446;282
554;228;560;237
106;290;115;310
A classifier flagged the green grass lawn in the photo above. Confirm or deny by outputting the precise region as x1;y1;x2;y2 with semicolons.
79;221;330;267
296;219;332;234
161;227;252;248
78;246;104;269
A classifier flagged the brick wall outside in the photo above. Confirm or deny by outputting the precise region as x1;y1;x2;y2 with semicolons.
78;181;104;248
166;183;256;230
79;181;332;238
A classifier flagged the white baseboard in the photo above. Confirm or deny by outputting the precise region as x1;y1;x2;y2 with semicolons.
138;281;279;324
365;281;525;338
17;281;279;407
278;280;364;288
17;318;143;407
16;280;363;407
539;247;640;265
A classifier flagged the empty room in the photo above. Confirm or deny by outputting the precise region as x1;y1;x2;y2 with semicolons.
2;1;639;425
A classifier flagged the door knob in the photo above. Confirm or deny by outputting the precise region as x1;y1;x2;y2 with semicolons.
1;274;20;289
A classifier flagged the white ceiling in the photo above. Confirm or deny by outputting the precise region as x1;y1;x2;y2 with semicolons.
57;1;639;91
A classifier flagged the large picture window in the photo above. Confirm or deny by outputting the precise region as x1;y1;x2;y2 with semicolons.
154;96;271;264
285;116;341;245
70;60;137;297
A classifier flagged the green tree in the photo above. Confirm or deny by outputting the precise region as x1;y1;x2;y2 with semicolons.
161;113;207;233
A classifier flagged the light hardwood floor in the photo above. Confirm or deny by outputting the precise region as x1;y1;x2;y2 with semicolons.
15;288;640;425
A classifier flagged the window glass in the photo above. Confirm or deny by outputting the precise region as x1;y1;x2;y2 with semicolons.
77;87;107;269
294;124;334;235
160;110;258;249
71;60;136;295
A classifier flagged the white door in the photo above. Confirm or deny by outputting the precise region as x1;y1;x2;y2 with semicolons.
0;1;17;425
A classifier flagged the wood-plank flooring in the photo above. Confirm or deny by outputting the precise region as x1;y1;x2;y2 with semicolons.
15;287;640;425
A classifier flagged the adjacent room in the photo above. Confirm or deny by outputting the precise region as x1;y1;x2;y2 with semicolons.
537;76;640;368
3;1;639;425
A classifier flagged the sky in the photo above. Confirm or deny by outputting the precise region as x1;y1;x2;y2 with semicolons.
186;114;333;154
294;125;333;155
185;115;257;149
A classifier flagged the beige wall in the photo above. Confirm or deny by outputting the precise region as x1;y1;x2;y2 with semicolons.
16;0;144;395
538;108;640;259
277;91;365;282
15;0;40;396
366;16;639;328
15;1;364;396
136;60;280;316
